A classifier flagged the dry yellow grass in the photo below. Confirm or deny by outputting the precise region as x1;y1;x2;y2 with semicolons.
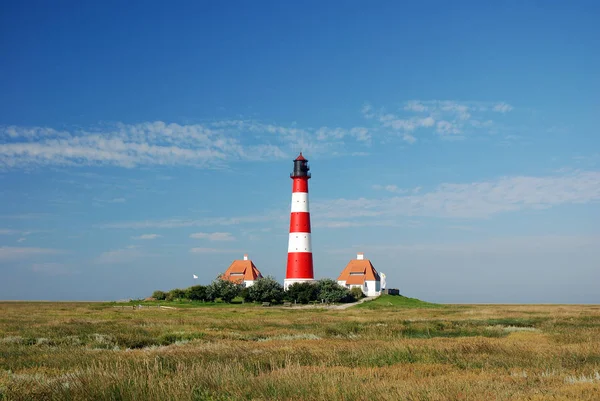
0;300;599;400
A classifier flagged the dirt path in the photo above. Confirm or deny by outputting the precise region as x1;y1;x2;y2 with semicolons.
278;296;379;310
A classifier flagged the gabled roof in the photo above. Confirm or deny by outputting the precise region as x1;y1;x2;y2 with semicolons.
222;256;263;283
337;255;380;285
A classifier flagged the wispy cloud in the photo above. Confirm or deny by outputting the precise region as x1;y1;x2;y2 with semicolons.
0;213;51;220
372;184;421;194
96;245;146;264
1;119;372;170
190;232;235;241
314;170;600;221
95;197;126;204
189;247;244;254
132;234;162;240
329;235;600;255
493;102;514;113
1;102;512;170
363;100;513;143
0;229;18;235
0;247;64;260
98;212;284;229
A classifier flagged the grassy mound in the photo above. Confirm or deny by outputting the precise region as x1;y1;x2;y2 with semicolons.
354;294;442;309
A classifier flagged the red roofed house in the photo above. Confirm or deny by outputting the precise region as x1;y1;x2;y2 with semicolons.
337;252;381;296
221;254;263;287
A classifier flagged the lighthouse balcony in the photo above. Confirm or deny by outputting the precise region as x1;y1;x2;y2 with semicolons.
290;172;311;178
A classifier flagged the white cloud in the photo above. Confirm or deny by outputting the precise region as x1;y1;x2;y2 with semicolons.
98;212;284;229
0;229;17;235
403;101;428;112
17;237;26;243
403;134;417;144
132;234;162;240
96;246;146;264
189;247;243;254
329;235;600;255
313;170;600;220
0;247;63;260
372;185;420;194
493;102;514;113
0;213;50;220
190;232;235;241
1;118;376;170
436;121;462;135
363;100;513;143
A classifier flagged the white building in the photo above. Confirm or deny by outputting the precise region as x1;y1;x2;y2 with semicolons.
337;252;381;297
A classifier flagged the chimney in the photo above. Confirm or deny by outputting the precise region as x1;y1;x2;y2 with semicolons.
243;254;248;260
357;252;364;260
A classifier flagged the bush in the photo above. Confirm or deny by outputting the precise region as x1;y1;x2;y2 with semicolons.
285;282;319;304
317;279;353;303
207;275;243;303
246;276;284;304
350;287;364;300
187;285;208;301
166;288;186;301
151;290;167;300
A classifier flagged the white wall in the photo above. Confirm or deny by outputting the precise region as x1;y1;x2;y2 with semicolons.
364;280;381;297
339;280;381;296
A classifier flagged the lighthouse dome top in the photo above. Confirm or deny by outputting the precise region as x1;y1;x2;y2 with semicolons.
294;152;307;161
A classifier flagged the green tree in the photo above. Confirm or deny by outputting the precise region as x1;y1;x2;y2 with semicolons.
151;290;167;300
247;276;284;304
166;288;186;301
207;276;243;303
317;279;352;303
186;285;208;301
284;282;318;304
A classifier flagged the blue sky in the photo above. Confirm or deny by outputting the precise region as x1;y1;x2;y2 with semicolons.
1;1;599;303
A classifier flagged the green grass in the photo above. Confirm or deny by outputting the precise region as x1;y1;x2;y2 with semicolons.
354;294;442;309
2;302;600;400
112;297;254;308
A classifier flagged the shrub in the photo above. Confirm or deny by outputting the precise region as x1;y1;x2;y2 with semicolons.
285;282;319;304
152;290;167;300
317;278;353;303
186;285;208;301
166;288;186;301
350;287;364;300
207;275;243;303
246;276;284;304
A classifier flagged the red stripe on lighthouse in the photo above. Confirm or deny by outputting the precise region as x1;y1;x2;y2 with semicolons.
292;178;308;193
289;212;311;233
286;252;314;279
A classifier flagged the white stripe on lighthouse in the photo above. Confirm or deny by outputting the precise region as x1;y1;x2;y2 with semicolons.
291;192;310;213
287;232;312;253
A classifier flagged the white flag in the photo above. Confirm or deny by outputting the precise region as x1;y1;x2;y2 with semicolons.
380;272;386;289
193;274;198;279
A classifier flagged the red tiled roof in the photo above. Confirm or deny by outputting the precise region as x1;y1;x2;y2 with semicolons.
337;259;380;285
221;259;263;283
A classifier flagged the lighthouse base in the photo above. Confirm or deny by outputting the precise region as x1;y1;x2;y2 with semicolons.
284;278;315;291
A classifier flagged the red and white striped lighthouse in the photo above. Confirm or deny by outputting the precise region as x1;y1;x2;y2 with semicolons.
284;152;314;290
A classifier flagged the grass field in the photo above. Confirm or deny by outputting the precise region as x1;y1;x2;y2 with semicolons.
1;296;599;400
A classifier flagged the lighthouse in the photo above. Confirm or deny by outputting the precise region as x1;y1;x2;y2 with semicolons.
284;152;315;290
